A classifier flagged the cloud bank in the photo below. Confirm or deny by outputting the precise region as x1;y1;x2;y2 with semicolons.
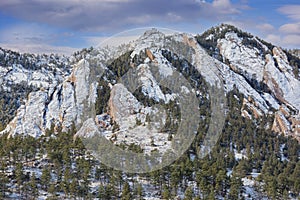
0;1;299;53
0;0;245;32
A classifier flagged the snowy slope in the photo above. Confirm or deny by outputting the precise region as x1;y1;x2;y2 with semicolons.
1;27;300;142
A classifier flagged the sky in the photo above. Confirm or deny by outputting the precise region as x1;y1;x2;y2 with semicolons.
0;0;299;55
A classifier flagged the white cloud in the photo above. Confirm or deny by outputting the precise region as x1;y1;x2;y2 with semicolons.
0;0;247;32
256;23;275;33
212;0;231;7
264;34;300;49
212;0;239;14
279;23;300;34
85;35;139;47
276;4;300;48
282;34;300;46
0;43;78;55
0;24;54;44
211;0;239;14
0;23;77;55
278;5;300;21
265;34;281;45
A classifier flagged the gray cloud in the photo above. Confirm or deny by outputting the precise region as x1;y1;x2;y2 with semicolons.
265;33;300;48
276;4;300;48
256;23;275;33
278;5;300;21
0;23;56;44
0;42;78;55
0;0;246;32
279;23;300;34
0;23;78;54
282;34;300;46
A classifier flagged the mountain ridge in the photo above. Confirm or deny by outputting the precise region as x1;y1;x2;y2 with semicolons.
0;25;299;142
0;25;300;199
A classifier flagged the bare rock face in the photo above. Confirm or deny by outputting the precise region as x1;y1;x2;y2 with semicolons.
273;47;292;73
1;58;96;137
3;91;48;137
145;49;155;61
264;53;300;109
108;83;141;130
261;51;300;140
216;32;300;141
290;116;300;139
272;105;300;141
107;82;171;154
47;58;97;132
241;97;263;119
272;110;291;135
218;32;265;82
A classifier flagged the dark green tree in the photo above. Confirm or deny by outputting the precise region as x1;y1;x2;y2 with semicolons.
29;172;38;198
0;171;9;198
183;186;194;200
162;184;171;200
228;175;243;200
41;167;51;190
121;182;132;200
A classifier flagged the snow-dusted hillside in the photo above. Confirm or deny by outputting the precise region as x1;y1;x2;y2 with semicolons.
1;26;299;142
0;25;300;200
0;48;71;127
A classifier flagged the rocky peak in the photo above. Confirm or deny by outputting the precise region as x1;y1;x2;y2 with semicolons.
140;28;165;41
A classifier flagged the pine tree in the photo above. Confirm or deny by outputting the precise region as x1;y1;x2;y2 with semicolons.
162;184;171;200
29;172;38;198
69;178;79;198
215;169;228;196
292;161;300;194
122;182;131;200
207;189;216;200
15;162;25;194
228;175;243;200
80;177;90;197
41;167;51;190
98;184;106;199
183;186;194;200
0;171;9;198
136;183;143;199
48;182;56;197
170;169;180;196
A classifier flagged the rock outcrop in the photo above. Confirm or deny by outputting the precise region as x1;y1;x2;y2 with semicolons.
1;58;97;137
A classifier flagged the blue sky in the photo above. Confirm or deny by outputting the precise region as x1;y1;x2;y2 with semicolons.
0;0;299;55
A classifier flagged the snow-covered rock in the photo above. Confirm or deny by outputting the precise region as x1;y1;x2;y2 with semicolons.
214;30;300;141
3;91;47;137
218;32;265;82
1;58;98;137
109;83;141;130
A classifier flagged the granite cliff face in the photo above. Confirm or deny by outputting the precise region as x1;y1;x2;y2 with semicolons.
0;26;299;142
213;28;300;140
2;59;97;137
